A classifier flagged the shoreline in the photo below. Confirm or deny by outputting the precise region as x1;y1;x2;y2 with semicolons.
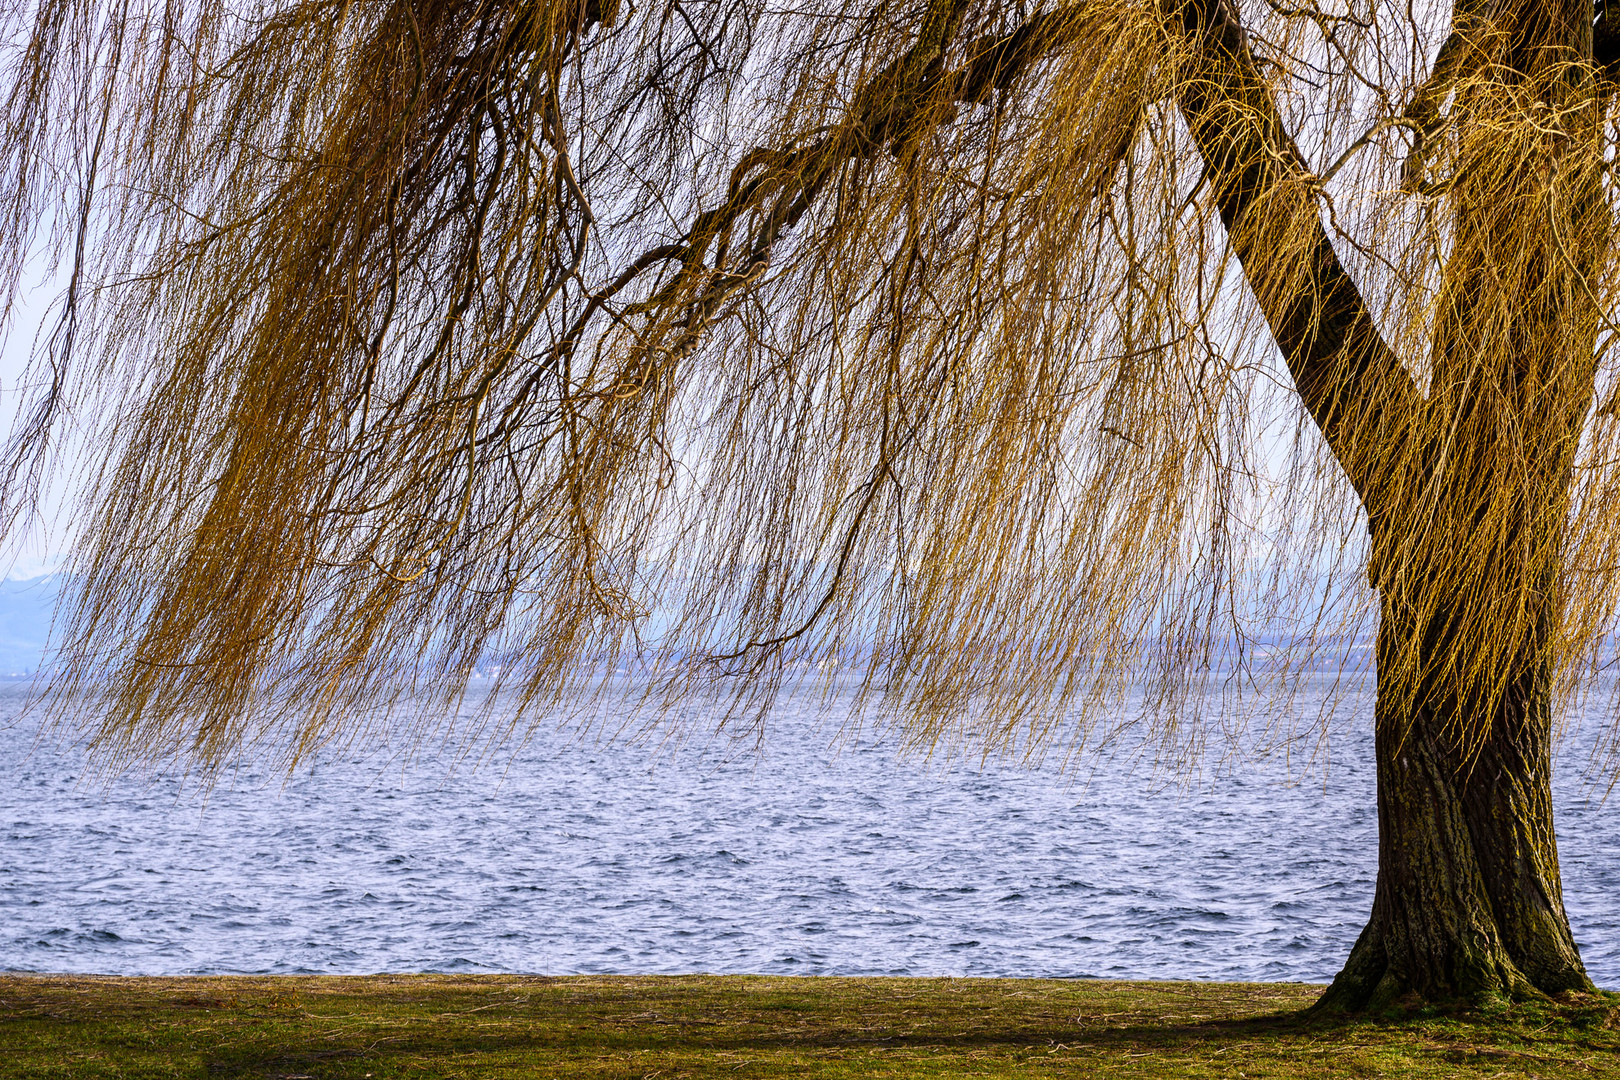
2;973;1615;1077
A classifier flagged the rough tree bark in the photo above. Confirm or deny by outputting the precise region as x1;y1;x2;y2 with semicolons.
1317;620;1593;1008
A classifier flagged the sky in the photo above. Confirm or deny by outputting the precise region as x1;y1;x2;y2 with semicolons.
0;262;73;582
0;271;64;673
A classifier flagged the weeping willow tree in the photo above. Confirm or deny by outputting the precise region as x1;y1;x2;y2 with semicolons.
4;0;1620;1007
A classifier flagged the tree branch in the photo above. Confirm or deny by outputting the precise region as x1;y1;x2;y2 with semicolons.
1169;0;1418;512
560;4;1100;382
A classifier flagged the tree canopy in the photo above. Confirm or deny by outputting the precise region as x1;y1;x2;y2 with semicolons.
1;0;1617;773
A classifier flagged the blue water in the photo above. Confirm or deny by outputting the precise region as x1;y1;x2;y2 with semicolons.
0;682;1615;985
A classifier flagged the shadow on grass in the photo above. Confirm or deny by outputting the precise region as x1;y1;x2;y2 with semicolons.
202;992;1620;1079
195;1006;1397;1078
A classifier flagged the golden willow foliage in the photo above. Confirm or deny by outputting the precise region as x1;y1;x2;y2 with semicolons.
2;0;1619;771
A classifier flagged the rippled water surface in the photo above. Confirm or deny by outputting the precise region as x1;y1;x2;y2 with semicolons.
1;682;1615;984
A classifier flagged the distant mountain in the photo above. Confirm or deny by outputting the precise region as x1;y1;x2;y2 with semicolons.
0;574;56;678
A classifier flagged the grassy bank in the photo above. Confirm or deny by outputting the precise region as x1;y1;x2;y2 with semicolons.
0;974;1616;1078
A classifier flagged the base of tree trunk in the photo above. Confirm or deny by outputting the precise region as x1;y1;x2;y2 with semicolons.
1313;637;1594;1012
1314;889;1593;1013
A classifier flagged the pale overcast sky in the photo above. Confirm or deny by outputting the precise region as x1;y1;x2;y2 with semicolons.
1;268;73;580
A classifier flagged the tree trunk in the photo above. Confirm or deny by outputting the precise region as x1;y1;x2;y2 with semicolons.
1317;608;1594;1010
1166;0;1604;1009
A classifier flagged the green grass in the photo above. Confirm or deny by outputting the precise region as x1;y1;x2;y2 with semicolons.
1;974;1616;1078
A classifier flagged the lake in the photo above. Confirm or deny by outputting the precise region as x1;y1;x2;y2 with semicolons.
1;681;1615;985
